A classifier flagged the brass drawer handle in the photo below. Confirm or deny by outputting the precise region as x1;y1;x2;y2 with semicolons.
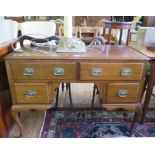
25;90;37;97
91;68;102;76
24;68;34;76
120;68;132;76
118;90;128;98
53;68;64;76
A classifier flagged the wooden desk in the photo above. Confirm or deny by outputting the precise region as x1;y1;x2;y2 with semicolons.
5;45;149;137
0;41;16;137
129;43;155;123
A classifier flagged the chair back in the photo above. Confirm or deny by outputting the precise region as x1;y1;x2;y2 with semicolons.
79;27;98;38
103;21;132;45
58;26;79;37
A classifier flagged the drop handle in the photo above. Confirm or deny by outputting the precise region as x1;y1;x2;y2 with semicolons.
120;68;132;76
25;90;37;97
91;68;102;76
118;90;128;98
24;68;34;76
53;68;64;76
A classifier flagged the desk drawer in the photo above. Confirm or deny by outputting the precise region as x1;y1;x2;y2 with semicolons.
80;63;143;81
106;83;140;103
11;63;76;80
14;83;51;104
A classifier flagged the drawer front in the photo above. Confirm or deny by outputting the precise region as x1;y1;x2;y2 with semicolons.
80;63;144;81
106;83;140;103
14;83;50;104
11;63;76;80
45;63;76;80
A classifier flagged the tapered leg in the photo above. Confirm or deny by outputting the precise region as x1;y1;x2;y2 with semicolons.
129;112;138;137
92;84;96;106
66;83;69;91
54;88;59;109
11;110;24;137
68;83;72;105
62;83;64;92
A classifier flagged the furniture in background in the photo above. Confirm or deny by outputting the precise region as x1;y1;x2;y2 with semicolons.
58;26;79;37
78;26;99;44
20;21;56;38
0;41;16;137
136;27;155;46
0;20;18;44
102;21;132;45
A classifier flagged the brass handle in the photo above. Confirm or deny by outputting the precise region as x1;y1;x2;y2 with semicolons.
24;68;34;76
118;90;128;98
91;68;102;76
53;68;64;76
120;68;132;76
25;90;37;97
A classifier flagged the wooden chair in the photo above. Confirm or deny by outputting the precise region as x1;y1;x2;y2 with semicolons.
92;21;132;105
79;26;99;44
102;21;132;45
58;26;79;37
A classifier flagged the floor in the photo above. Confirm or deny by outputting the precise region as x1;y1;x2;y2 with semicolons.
8;83;155;138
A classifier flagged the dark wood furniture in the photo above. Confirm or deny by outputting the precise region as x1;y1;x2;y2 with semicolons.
129;43;155;123
0;41;16;137
5;44;149;137
102;21;132;45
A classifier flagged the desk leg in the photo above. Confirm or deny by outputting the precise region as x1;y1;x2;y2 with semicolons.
11;110;24;138
141;61;155;123
129;107;141;137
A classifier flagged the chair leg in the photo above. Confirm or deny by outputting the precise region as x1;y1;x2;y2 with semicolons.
129;111;139;137
66;83;69;91
92;84;96;106
62;83;64;91
68;83;72;105
54;88;59;109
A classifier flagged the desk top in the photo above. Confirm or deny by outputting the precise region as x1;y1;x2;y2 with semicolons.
129;42;155;60
5;45;149;61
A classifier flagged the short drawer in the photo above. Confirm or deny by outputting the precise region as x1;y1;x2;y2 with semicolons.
80;63;144;81
14;83;51;104
106;83;140;103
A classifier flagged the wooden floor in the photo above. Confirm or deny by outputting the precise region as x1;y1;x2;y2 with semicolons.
8;83;155;138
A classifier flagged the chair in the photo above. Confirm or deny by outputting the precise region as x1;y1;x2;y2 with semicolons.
78;26;99;44
92;21;132;105
102;21;132;45
20;21;72;108
58;26;79;37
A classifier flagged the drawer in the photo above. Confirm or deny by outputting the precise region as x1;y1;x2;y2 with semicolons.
80;63;144;81
14;83;51;104
106;83;140;103
11;63;76;80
